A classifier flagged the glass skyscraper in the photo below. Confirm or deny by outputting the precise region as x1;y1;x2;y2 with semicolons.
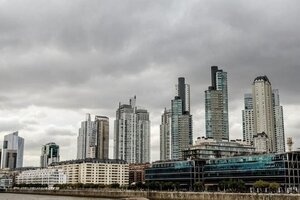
40;142;60;168
1;131;24;169
205;66;229;141
170;78;193;160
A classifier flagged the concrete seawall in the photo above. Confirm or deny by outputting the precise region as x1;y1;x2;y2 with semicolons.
7;189;300;200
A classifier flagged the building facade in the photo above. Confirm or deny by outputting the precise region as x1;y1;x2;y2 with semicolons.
253;132;269;153
242;93;254;145
253;76;275;153
51;159;129;185
1;132;24;169
40;142;60;168
183;137;255;160
77;114;109;160
95;116;109;159
77;114;95;159
203;151;300;192
114;96;150;164
160;108;172;161
16;168;67;187
273;89;286;153
170;78;193;160
205;66;229;141
145;159;206;190
243;76;285;153
129;163;150;184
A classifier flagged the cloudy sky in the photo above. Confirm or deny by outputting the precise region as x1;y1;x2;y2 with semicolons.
0;0;300;167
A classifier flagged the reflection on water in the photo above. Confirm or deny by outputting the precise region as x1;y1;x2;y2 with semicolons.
0;193;116;200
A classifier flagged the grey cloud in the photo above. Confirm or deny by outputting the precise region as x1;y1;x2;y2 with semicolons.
0;0;300;165
45;126;76;137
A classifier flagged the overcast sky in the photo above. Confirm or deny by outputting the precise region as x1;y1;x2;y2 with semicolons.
1;0;300;167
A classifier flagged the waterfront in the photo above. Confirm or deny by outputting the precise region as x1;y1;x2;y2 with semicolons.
0;193;116;200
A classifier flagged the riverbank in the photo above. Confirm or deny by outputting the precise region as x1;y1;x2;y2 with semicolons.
6;189;300;200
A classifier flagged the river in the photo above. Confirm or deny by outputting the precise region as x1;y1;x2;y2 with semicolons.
0;193;116;200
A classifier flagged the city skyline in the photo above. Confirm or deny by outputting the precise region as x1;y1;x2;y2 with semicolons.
1;1;300;166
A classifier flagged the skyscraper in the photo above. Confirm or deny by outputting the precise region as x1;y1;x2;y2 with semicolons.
205;66;229;141
273;89;285;153
40;142;60;168
242;93;254;145
77;114;109;160
160;108;172;161
95;116;109;159
1;131;24;169
114;96;150;163
243;78;285;153
170;78;193;160
77;114;95;159
252;76;275;153
176;77;190;114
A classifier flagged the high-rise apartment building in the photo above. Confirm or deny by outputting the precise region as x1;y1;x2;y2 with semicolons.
253;76;275;153
95;116;109;160
170;78;193;160
114;96;150;164
243;76;285;153
205;66;229;141
1;131;24;169
77;114;95;159
242;94;254;145
176;77;190;114
77;114;109;160
273;89;285;153
160;108;172;160
40;142;60;168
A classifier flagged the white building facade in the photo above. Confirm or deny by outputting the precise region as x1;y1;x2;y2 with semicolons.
77;114;109;160
16;168;67;186
273;89;286;153
160;108;172;160
52;159;129;185
242;93;254;145
253;132;269;153
114;96;150;164
253;76;275;152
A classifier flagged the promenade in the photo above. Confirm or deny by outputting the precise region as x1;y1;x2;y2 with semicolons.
6;189;300;200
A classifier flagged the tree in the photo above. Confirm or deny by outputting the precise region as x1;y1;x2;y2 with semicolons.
269;182;279;193
254;180;270;193
194;181;204;192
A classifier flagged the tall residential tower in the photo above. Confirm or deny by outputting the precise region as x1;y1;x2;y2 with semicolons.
160;108;172;160
243;76;285;153
205;66;229;141
252;76;275;153
114;96;150;163
77;114;109;160
170;78;193;160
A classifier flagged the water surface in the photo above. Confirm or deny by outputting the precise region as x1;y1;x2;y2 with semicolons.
0;193;116;200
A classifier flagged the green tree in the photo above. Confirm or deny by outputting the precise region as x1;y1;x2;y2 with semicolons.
254;180;270;193
194;181;204;192
269;182;279;193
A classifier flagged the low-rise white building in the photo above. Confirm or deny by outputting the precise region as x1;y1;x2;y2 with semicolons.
16;168;66;186
52;159;129;186
253;132;269;153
